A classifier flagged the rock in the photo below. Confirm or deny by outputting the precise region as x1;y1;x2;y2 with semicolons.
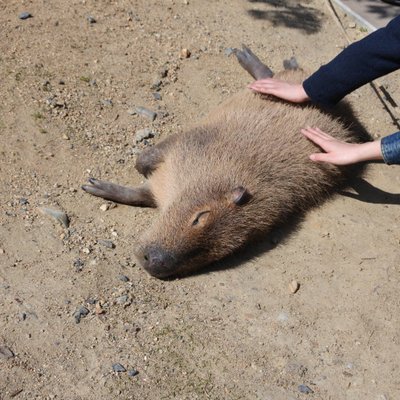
0;346;15;360
118;274;129;282
180;48;191;58
152;92;162;101
19;198;29;205
135;106;157;121
19;12;32;20
95;302;105;315
39;207;70;228
128;369;139;377
224;48;235;57
112;363;126;373
73;258;84;272
288;280;300;294
97;239;115;249
277;311;289;323
116;295;130;305
151;79;162;90
73;306;90;323
298;384;313;394
101;99;113;107
159;67;168;78
99;203;109;212
87;15;96;24
135;128;156;143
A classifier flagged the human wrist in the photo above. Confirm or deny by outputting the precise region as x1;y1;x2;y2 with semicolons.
355;140;383;163
299;84;310;102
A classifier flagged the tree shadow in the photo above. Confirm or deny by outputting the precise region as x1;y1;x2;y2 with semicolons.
346;0;400;21
246;0;324;34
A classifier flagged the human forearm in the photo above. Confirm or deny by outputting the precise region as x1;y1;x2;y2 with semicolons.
304;16;400;105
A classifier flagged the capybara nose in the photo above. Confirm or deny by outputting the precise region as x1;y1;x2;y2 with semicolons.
142;247;175;278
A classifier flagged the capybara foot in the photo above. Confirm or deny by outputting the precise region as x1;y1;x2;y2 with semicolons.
82;178;156;207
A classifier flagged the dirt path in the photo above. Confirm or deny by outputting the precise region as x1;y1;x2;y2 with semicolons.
1;1;399;399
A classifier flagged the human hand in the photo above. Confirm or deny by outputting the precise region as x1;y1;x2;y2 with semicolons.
248;78;309;103
301;127;382;165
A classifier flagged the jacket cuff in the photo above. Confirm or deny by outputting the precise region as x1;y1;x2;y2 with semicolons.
381;131;400;165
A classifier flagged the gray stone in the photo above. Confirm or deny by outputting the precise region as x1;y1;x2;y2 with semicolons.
19;12;32;20
97;239;115;249
112;363;126;372
0;346;15;360
135;106;157;121
73;306;90;324
39;207;70;228
135;128;157;143
298;384;313;394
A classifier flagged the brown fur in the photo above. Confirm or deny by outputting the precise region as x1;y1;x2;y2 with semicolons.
83;68;369;278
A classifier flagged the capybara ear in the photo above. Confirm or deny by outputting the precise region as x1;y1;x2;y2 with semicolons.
229;186;252;206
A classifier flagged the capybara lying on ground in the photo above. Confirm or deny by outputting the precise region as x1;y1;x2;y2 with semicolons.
83;47;368;278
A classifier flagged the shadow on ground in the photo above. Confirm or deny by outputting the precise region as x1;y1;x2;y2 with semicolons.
246;0;324;34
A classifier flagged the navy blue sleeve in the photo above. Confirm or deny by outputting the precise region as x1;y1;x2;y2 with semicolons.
303;16;400;106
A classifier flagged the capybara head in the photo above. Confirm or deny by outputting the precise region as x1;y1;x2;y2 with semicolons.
135;185;255;278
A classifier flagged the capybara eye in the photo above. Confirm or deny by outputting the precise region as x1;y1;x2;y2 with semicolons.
191;211;210;227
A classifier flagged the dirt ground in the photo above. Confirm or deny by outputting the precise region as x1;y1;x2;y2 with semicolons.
1;1;399;399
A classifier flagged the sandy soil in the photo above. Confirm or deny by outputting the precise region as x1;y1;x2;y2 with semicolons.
1;1;399;399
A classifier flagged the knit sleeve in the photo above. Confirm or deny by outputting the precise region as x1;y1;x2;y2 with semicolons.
303;16;400;106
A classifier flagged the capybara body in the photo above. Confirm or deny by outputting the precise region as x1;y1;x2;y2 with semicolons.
83;54;367;278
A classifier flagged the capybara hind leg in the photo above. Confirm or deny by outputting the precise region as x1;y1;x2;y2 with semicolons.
234;45;274;80
136;135;176;178
82;178;156;207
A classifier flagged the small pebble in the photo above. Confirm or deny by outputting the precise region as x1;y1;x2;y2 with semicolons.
112;363;126;373
73;306;89;324
128;369;139;377
87;15;96;24
0;346;15;360
19;12;32;20
180;48;191;58
288;280;300;294
298;384;314;394
135;128;156;143
101;99;113;107
224;47;235;57
135;106;157;121
19;198;29;206
97;239;115;249
152;92;162;101
99;203;109;212
151;79;162;90
86;298;97;305
118;274;129;282
39;207;70;228
73;258;84;272
116;295;129;305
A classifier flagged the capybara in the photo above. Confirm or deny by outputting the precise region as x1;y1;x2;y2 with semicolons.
83;46;368;278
